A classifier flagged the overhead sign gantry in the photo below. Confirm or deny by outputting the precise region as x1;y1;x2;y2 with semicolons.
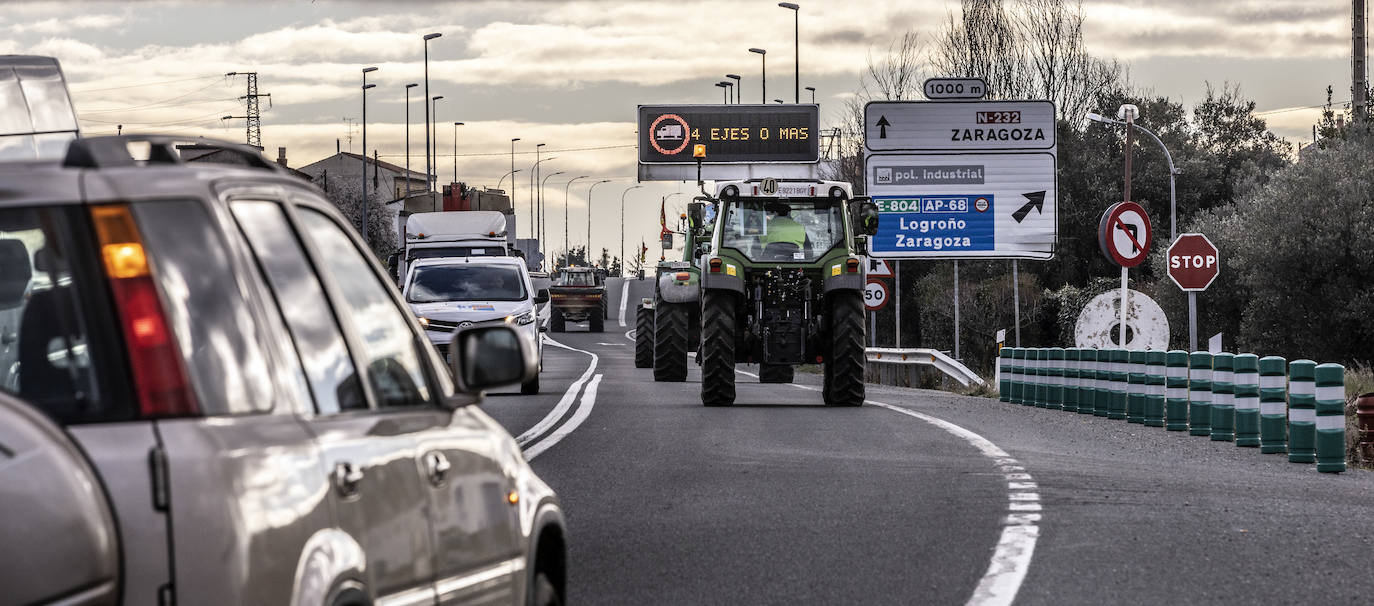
637;104;820;181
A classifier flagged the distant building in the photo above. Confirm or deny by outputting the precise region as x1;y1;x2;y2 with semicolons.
297;151;428;201
180;144;312;180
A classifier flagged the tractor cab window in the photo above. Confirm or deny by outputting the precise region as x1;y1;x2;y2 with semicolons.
720;198;843;262
556;271;596;287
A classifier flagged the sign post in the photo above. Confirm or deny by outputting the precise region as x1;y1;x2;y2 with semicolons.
1098;201;1153;348
1167;233;1220;352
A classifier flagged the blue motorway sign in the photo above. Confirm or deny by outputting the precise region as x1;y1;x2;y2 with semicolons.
870;195;996;254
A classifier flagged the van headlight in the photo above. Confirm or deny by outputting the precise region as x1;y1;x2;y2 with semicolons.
417;316;430;327
506;311;535;325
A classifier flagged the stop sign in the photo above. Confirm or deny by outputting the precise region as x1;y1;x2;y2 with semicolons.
1167;233;1219;291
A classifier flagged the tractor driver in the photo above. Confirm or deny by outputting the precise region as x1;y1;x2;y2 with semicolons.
759;201;809;258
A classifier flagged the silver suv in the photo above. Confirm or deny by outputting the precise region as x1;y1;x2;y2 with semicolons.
0;135;566;605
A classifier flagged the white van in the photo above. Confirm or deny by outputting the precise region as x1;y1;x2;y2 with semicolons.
404;256;548;394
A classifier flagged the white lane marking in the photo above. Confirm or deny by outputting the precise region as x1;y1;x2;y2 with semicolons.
868;400;1040;606
618;279;631;327
515;336;598;447
624;329;636;342
596;342;623;346
524;374;602;461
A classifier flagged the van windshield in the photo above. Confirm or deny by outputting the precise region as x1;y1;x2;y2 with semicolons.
408;264;527;302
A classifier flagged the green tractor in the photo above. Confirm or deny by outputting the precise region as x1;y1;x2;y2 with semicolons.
690;178;879;407
636;205;708;381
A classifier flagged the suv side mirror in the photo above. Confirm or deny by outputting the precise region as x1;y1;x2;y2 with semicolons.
852;198;879;236
0;239;31;309
449;325;536;395
534;288;550;305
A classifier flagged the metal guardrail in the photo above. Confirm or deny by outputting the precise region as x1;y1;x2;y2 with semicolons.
865;347;985;387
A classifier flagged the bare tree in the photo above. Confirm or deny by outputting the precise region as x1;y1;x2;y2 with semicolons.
318;172;398;259
826;32;927;191
930;0;1120;120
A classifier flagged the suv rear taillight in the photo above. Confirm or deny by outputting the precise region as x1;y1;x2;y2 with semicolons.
91;205;198;417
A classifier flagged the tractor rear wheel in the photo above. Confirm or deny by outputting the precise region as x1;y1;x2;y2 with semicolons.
634;306;653;368
653;301;688;382
700;291;737;406
823;291;865;407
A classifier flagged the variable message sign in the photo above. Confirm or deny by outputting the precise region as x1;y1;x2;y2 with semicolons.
638;104;819;164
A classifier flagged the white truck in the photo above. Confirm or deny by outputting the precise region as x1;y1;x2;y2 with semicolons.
392;210;518;282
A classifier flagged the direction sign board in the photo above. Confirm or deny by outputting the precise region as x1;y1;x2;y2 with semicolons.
864;100;1055;152
864;279;889;311
865;152;1056;259
1167;233;1219;291
637;104;819;164
1097;201;1152;267
923;77;988;100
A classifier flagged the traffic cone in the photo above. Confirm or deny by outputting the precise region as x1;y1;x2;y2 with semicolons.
1314;363;1346;473
1210;353;1235;442
1233;354;1260;447
1189;352;1213;436
1165;350;1190;431
1145;350;1166;427
1288;360;1317;464
1259;356;1288;454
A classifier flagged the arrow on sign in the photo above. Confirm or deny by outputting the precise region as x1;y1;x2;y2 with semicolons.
875;115;890;139
1011;191;1046;223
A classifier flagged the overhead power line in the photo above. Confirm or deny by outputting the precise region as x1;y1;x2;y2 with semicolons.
380;143;636;159
79;80;230;114
70;74;220;93
1255;99;1352;116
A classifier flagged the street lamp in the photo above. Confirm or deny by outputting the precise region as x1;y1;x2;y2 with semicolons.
404;83;418;201
805;86;815;103
497;169;522;190
531;143;547;248
360;67;378;244
563;175;589;266
726;74;741;103
715;81;729;103
430;95;443;198
509;138;521;236
540;171;566;269
749;48;766;104
778;2;800;103
423;32;442;193
452;122;464;184
586;179;612;265
1085;111;1177;242
620;185;644;276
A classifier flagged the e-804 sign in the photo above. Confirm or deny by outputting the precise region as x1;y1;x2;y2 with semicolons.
637;104;819;164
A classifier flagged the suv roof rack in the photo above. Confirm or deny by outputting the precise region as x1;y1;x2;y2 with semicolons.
63;135;283;172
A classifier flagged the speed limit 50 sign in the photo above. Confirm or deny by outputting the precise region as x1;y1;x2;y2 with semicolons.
864;280;889;311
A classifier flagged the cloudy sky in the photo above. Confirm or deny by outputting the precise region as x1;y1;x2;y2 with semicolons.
2;0;1358;259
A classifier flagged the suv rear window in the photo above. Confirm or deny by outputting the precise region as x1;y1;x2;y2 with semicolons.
0;206;126;423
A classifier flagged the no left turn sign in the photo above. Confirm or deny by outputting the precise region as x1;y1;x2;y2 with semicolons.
1097;201;1152;268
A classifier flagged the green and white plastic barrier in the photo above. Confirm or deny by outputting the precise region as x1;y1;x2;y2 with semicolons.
1127;349;1147;424
1109;349;1128;420
1210;353;1235;442
1079;349;1097;415
1145;351;1166;427
1063;348;1080;413
1288;360;1316;464
1233;354;1260;447
1259;356;1288;454
1314;363;1346;473
1048;348;1064;410
1166;350;1190;431
1189;352;1212;436
999;347;1011;402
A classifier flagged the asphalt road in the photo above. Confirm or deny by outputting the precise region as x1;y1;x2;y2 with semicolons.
482;278;1374;605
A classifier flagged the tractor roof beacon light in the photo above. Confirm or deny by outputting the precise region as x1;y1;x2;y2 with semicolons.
694;144;707;193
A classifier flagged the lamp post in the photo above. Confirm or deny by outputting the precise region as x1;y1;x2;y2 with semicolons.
726;74;741;103
805;86;815;103
531;143;546;248
540;171;565;268
778;3;799;103
620;185;644;276
749;48;766;103
508;137;520;237
563;175;589;266
586;179;612;265
360;67;377;244
452;122;464;184
715;81;729;103
422;32;441;193
497;169;522;190
404;83;417;201
430;95;444;201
